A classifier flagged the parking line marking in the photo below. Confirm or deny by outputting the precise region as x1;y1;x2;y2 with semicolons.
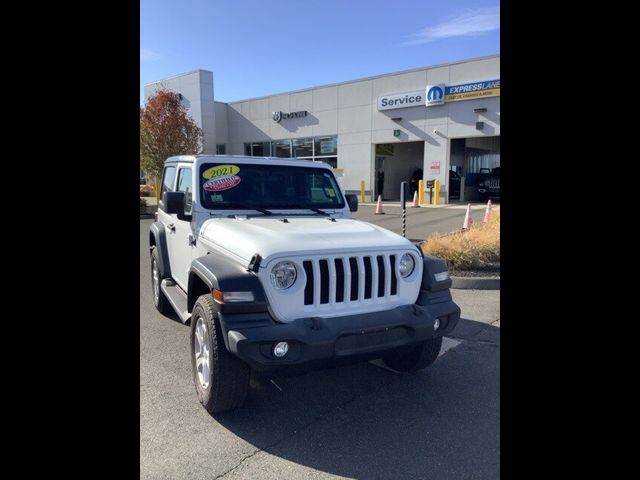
369;337;462;372
440;337;462;356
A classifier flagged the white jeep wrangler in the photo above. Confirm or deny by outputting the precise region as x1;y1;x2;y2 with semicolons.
149;155;460;413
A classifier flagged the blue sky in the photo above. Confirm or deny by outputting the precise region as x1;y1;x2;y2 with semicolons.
140;0;499;104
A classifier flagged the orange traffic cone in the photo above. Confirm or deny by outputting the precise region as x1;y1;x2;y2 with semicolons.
483;199;493;222
375;195;385;214
462;203;473;229
411;190;420;208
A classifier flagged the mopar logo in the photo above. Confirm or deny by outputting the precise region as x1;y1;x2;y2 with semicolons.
426;84;445;106
427;86;443;100
272;110;308;123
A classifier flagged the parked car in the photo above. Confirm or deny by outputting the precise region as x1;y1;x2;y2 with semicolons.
477;167;500;201
149;155;460;413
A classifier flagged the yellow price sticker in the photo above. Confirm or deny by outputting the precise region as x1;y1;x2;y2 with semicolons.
202;165;240;179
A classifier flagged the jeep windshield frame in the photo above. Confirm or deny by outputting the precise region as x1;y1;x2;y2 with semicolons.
198;162;346;211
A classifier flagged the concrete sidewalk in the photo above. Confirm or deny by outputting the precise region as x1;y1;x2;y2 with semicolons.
451;289;500;327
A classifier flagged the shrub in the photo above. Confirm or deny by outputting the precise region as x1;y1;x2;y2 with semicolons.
422;212;500;270
140;184;155;197
140;197;148;213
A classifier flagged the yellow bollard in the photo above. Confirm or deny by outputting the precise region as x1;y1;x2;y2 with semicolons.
360;180;366;203
418;179;424;206
434;179;440;205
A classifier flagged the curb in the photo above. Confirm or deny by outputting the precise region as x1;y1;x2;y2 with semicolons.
451;276;500;290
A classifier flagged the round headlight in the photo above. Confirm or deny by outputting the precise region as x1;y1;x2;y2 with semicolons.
398;253;415;278
270;261;297;290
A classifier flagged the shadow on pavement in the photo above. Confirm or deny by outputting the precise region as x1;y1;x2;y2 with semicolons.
213;319;499;479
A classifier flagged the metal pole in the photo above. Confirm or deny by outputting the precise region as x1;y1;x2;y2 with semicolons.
400;181;408;238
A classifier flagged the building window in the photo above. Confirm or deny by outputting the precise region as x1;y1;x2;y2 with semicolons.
216;144;226;154
292;137;313;157
375;143;394;156
272;139;292;157
243;142;271;156
244;135;338;163
315;135;337;156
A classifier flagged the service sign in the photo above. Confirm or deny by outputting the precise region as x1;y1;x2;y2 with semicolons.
426;79;500;107
445;79;500;102
378;90;424;111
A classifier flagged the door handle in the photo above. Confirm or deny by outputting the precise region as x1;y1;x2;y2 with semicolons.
167;223;176;232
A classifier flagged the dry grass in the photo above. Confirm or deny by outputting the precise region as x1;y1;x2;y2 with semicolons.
140;184;155;197
421;211;500;270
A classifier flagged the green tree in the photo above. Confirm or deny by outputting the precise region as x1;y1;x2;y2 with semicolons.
140;89;203;200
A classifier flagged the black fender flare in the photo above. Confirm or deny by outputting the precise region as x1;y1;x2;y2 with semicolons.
149;222;171;278
188;253;269;315
420;254;453;292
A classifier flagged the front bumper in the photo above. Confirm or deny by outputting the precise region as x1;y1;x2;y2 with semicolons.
218;295;460;373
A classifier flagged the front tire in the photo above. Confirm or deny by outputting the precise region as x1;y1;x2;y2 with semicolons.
382;337;443;372
191;294;250;414
151;247;171;314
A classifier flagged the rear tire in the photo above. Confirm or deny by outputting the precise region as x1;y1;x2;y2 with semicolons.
382;337;443;373
151;247;171;314
191;294;250;413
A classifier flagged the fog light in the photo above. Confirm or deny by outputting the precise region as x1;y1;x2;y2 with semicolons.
273;342;289;357
434;318;440;331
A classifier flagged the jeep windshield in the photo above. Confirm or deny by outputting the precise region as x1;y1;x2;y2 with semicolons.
199;162;346;211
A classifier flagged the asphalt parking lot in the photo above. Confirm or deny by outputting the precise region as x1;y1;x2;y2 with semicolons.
353;202;498;242
140;216;500;479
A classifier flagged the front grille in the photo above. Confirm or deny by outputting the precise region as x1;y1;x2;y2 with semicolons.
486;178;500;188
303;254;399;306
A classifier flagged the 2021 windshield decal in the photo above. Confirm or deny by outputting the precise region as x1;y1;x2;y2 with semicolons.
202;165;241;192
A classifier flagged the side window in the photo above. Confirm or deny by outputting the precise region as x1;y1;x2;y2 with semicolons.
177;168;193;214
161;166;177;194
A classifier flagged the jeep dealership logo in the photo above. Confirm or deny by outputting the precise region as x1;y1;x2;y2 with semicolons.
272;110;308;122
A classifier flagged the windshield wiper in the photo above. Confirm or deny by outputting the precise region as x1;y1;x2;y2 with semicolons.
211;205;274;215
267;203;331;216
308;207;330;216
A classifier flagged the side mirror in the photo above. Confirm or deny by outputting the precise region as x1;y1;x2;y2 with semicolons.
162;191;185;215
345;194;358;212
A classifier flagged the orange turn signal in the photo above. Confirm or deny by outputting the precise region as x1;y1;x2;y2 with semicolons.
212;289;225;302
212;289;255;303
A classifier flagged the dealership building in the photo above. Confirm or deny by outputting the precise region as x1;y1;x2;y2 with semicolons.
144;54;499;203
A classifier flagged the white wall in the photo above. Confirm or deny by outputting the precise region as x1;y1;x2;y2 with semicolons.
214;101;228;148
214;55;499;202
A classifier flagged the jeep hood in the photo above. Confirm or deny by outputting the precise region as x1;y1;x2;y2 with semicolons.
199;217;415;264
